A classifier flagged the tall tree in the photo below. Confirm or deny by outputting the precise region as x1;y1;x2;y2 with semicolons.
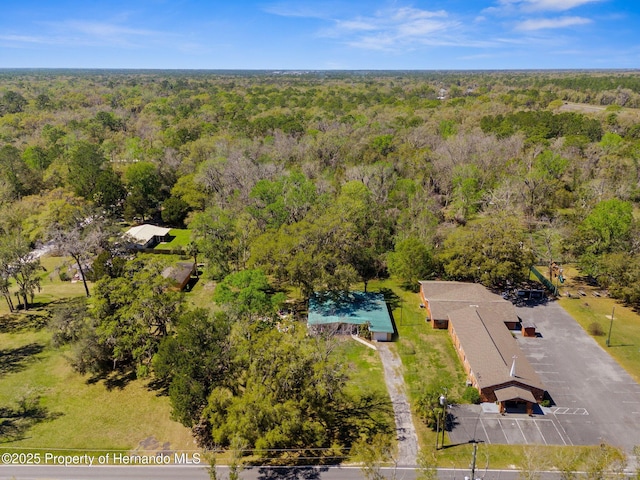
387;237;434;289
154;309;232;427
124;161;162;221
439;214;534;288
574;198;634;277
213;269;284;319
76;257;183;376
49;212;107;297
66;142;107;200
2;234;41;311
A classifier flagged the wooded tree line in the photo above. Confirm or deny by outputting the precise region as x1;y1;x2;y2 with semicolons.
2;70;640;455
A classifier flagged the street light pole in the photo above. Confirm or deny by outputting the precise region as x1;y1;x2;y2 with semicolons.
437;392;447;449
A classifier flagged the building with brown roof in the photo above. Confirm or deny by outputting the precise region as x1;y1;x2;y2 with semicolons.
162;262;195;291
420;281;545;414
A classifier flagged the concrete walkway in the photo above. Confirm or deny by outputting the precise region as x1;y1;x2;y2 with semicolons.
376;343;419;466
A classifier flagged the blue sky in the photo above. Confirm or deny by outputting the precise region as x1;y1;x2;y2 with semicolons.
0;0;638;69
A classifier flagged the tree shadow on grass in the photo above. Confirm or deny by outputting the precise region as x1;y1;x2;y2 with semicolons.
0;396;63;443
146;377;170;396
377;288;401;311
330;393;394;453
0;314;49;334
86;369;137;391
0;343;45;378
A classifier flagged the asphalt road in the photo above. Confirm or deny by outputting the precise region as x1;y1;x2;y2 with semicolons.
0;465;571;480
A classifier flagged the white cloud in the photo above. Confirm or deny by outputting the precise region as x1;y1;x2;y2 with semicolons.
496;0;603;12
0;34;46;44
311;6;476;51
516;16;592;30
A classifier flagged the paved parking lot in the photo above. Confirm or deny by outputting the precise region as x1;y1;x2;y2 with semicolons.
448;405;572;446
448;300;640;451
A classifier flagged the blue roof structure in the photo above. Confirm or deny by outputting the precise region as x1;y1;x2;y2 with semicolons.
308;291;394;334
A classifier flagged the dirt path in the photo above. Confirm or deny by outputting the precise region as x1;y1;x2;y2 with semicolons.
376;343;419;466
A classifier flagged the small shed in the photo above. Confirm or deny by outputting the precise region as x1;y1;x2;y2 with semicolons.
308;291;394;342
522;322;537;338
162;262;195;291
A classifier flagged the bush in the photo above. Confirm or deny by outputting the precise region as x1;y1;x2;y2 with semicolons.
462;386;481;405
588;322;605;336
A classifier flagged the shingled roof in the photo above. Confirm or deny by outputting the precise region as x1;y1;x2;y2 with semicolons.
448;306;544;393
420;280;546;404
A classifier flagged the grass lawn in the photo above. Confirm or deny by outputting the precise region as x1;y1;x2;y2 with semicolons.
0;320;193;453
154;229;192;250
552;265;640;384
0;255;194;454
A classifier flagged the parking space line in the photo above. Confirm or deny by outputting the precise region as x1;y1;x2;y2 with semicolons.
534;419;547;445
551;415;571;446
515;419;527;443
480;419;491;444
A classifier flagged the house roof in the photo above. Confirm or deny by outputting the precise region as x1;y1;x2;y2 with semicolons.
420;281;507;321
308;291;394;334
448;304;544;393
420;280;545;397
162;262;195;288
125;224;171;244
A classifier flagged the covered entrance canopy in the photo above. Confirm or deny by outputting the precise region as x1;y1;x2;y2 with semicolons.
494;385;537;404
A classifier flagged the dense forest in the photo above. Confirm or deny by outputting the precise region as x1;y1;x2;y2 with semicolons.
2;69;640;457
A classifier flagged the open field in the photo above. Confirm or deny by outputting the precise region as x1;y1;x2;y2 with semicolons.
0;255;196;452
0;318;194;451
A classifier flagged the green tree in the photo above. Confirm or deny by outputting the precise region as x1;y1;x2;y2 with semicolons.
575;199;634;277
66;142;107;199
213;269;284;319
161;196;191;227
0;145;33;199
154;309;231;427
93;167;126;214
124;161;162;221
1;90;27;114
248;171;317;230
387;237;434;289
2;234;41;311
76;257;183;376
190;207;252;279
203;322;354;458
439;214;534;288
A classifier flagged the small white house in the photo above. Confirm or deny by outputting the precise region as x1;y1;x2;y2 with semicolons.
124;224;171;249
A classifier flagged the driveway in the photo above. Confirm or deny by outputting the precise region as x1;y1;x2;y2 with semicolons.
449;300;640;452
377;343;419;466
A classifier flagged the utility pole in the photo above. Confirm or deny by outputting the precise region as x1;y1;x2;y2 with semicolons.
470;442;477;480
606;306;615;347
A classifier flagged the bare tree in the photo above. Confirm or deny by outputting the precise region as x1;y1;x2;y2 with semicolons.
49;215;106;297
